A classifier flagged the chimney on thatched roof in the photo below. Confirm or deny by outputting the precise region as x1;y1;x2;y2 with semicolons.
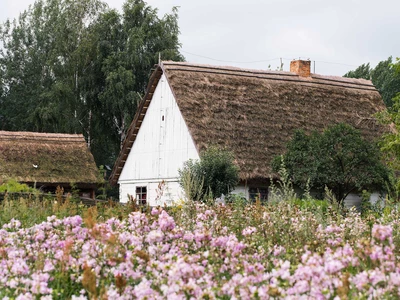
290;59;311;77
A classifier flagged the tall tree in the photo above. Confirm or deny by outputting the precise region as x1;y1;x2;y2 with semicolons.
97;1;184;151
377;58;400;194
344;57;400;107
0;0;184;168
343;63;371;80
87;1;184;165
0;0;105;133
370;57;400;108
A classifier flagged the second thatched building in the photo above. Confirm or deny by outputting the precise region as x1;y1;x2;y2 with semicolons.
0;131;100;198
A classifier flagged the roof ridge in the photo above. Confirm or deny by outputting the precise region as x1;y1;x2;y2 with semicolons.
161;61;375;88
0;131;85;142
162;61;294;76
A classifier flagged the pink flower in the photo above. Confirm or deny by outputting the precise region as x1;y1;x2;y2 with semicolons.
273;245;286;256
372;225;393;242
151;207;160;216
242;226;257;236
291;280;310;294
16;293;34;300
43;259;55;272
158;211;175;231
324;259;344;274
11;259;29;275
146;230;164;244
134;278;157;298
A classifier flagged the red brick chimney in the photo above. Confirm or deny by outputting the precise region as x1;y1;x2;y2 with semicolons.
290;60;311;77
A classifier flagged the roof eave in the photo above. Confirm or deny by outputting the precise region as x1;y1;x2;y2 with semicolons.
109;64;165;185
21;181;99;189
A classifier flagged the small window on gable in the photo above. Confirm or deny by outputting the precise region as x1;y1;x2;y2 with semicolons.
249;187;268;203
136;186;147;205
162;115;165;121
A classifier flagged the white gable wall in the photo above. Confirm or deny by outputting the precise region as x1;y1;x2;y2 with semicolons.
118;74;200;205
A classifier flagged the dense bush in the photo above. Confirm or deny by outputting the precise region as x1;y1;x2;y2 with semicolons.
179;146;239;201
272;123;391;204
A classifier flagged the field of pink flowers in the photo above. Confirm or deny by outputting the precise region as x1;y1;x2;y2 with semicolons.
1;200;400;299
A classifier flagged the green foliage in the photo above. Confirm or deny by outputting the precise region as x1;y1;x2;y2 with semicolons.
272;123;391;203
0;195;78;227
200;147;240;199
268;159;297;203
0;194;133;228
90;2;184;160
177;159;204;202
0;0;106;132
360;190;383;217
179;147;239;202
0;179;36;193
292;198;330;211
343;63;371;80
69;182;80;199
95;165;119;200
0;0;184;168
344;56;400;107
376;59;400;196
225;193;247;205
371;57;400;108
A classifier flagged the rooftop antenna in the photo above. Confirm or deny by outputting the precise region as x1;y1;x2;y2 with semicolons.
158;52;161;65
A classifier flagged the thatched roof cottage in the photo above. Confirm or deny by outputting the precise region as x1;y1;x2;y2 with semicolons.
0;131;100;198
110;60;387;206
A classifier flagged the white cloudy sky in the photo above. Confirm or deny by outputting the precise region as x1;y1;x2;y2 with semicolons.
1;0;399;76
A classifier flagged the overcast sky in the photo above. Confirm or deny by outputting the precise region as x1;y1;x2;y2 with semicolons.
2;0;399;76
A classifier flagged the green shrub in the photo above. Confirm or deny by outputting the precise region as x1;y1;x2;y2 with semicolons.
272;123;391;205
179;146;239;202
0;179;36;193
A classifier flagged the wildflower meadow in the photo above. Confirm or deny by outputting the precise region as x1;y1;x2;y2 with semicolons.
1;195;400;299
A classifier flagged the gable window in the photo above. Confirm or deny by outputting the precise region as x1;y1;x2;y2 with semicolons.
249;187;268;203
136;186;147;205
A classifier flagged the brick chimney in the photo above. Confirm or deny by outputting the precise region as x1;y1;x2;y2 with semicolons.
290;60;311;77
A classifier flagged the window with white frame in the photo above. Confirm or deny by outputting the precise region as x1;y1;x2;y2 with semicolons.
249;187;268;203
136;186;147;205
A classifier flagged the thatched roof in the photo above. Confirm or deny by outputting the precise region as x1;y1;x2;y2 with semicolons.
111;61;387;184
0;131;100;187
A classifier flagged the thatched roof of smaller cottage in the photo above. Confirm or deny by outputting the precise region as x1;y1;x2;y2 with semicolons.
0;131;100;187
110;61;388;184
